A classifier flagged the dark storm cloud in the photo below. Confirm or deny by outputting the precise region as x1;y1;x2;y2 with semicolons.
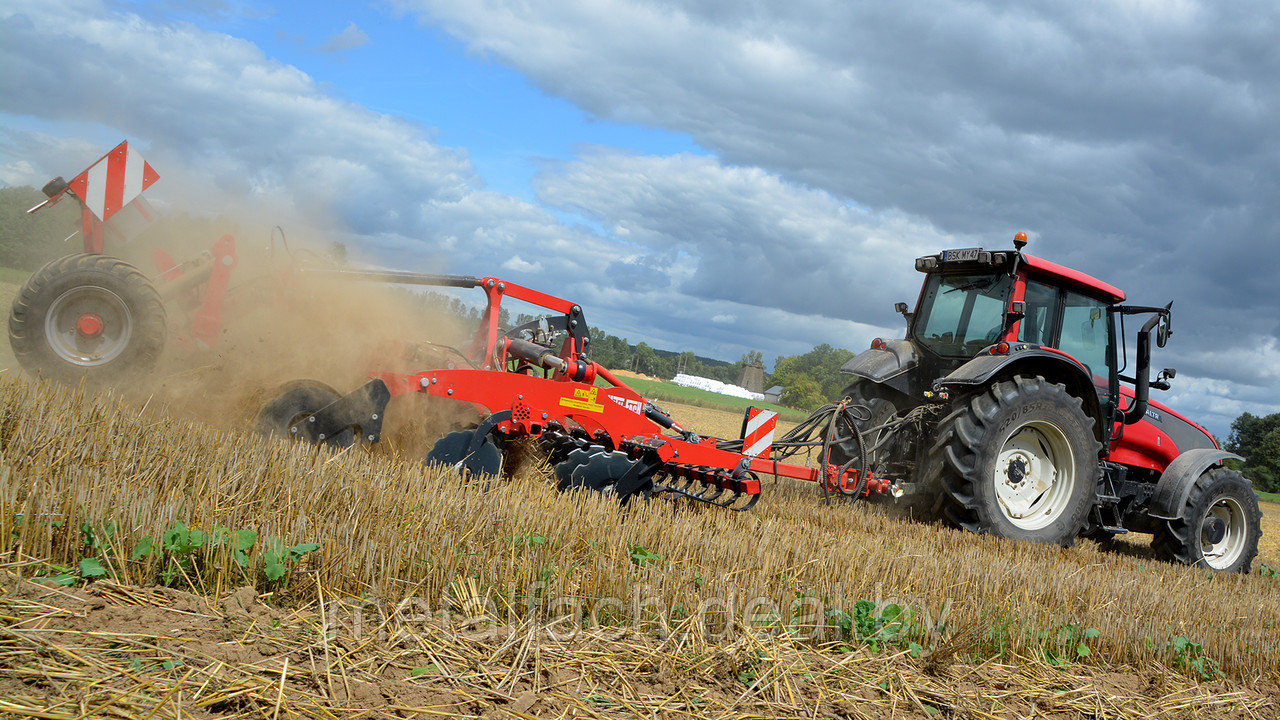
403;0;1280;422
534;148;943;329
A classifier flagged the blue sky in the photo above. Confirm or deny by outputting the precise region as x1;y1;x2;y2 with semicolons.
3;0;1280;434
125;1;702;203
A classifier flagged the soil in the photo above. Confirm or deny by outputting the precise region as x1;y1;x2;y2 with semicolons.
2;569;1274;719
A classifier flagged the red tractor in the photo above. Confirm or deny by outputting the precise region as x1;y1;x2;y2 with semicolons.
834;232;1262;571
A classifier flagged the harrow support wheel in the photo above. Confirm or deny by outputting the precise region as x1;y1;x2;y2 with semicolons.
427;428;505;480
9;254;166;385
1153;467;1261;573
933;375;1098;546
256;381;356;449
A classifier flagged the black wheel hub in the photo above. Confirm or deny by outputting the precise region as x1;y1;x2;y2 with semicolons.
1005;457;1028;485
1202;516;1227;545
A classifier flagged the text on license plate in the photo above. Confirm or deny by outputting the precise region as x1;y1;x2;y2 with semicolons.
942;247;981;261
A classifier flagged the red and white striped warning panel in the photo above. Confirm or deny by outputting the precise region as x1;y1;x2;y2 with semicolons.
103;196;158;245
67;141;159;223
740;407;778;458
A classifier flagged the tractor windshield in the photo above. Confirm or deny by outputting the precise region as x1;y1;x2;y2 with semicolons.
912;273;1013;357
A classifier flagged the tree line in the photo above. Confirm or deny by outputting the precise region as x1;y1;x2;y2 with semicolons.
1227;414;1280;493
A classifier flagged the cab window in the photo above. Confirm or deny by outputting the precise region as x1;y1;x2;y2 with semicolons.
1017;280;1057;346
1057;290;1109;379
912;273;1013;357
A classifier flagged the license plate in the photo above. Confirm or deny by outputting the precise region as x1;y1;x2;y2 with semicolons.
942;247;982;262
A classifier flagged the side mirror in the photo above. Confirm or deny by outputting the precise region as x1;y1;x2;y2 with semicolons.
1152;367;1176;391
1156;316;1172;348
895;301;912;324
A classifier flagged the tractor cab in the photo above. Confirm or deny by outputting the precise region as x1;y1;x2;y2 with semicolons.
851;234;1147;424
908;242;1122;378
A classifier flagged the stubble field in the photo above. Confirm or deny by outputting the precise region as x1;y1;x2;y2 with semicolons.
2;374;1279;718
2;270;1279;718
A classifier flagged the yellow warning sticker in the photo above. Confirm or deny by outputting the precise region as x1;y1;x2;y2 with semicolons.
559;386;606;413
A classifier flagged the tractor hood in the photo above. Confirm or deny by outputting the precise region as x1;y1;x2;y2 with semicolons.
840;339;918;383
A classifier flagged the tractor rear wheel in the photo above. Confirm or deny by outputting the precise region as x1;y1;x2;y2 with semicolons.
832;383;896;473
934;375;1098;546
9;254;166;385
1153;467;1261;572
256;381;355;449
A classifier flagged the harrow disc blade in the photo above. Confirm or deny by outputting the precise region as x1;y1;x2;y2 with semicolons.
570;450;633;493
554;447;598;491
560;449;653;504
540;434;584;466
426;429;504;479
257;380;355;449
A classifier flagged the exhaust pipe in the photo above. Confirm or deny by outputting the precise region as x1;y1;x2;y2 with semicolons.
1122;312;1162;425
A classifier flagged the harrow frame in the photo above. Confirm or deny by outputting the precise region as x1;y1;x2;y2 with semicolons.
272;272;894;508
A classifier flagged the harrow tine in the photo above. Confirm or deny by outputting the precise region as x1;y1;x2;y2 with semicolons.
725;493;760;511
675;475;700;493
698;483;725;502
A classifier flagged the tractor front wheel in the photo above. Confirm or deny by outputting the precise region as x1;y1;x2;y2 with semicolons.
9;254;166;385
1153;467;1261;573
934;375;1099;546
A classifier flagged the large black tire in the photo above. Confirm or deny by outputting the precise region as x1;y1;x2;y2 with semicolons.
833;383;896;471
256;381;355;449
9;254;166;385
1153;467;1261;573
934;375;1099;546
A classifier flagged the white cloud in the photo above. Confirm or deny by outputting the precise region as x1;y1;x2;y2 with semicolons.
4;0;1278;436
0;158;35;186
319;22;371;54
396;0;1280;430
1;0;474;246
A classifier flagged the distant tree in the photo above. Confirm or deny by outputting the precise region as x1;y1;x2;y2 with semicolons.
328;241;348;264
676;351;696;375
632;342;659;376
769;343;855;409
0;185;79;271
1226;412;1280;493
781;374;826;409
742;350;763;366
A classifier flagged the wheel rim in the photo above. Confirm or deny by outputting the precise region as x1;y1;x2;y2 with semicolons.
44;285;133;367
1200;496;1247;570
992;420;1076;530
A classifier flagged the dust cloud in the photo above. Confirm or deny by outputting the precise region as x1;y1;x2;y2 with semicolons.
113;217;483;458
